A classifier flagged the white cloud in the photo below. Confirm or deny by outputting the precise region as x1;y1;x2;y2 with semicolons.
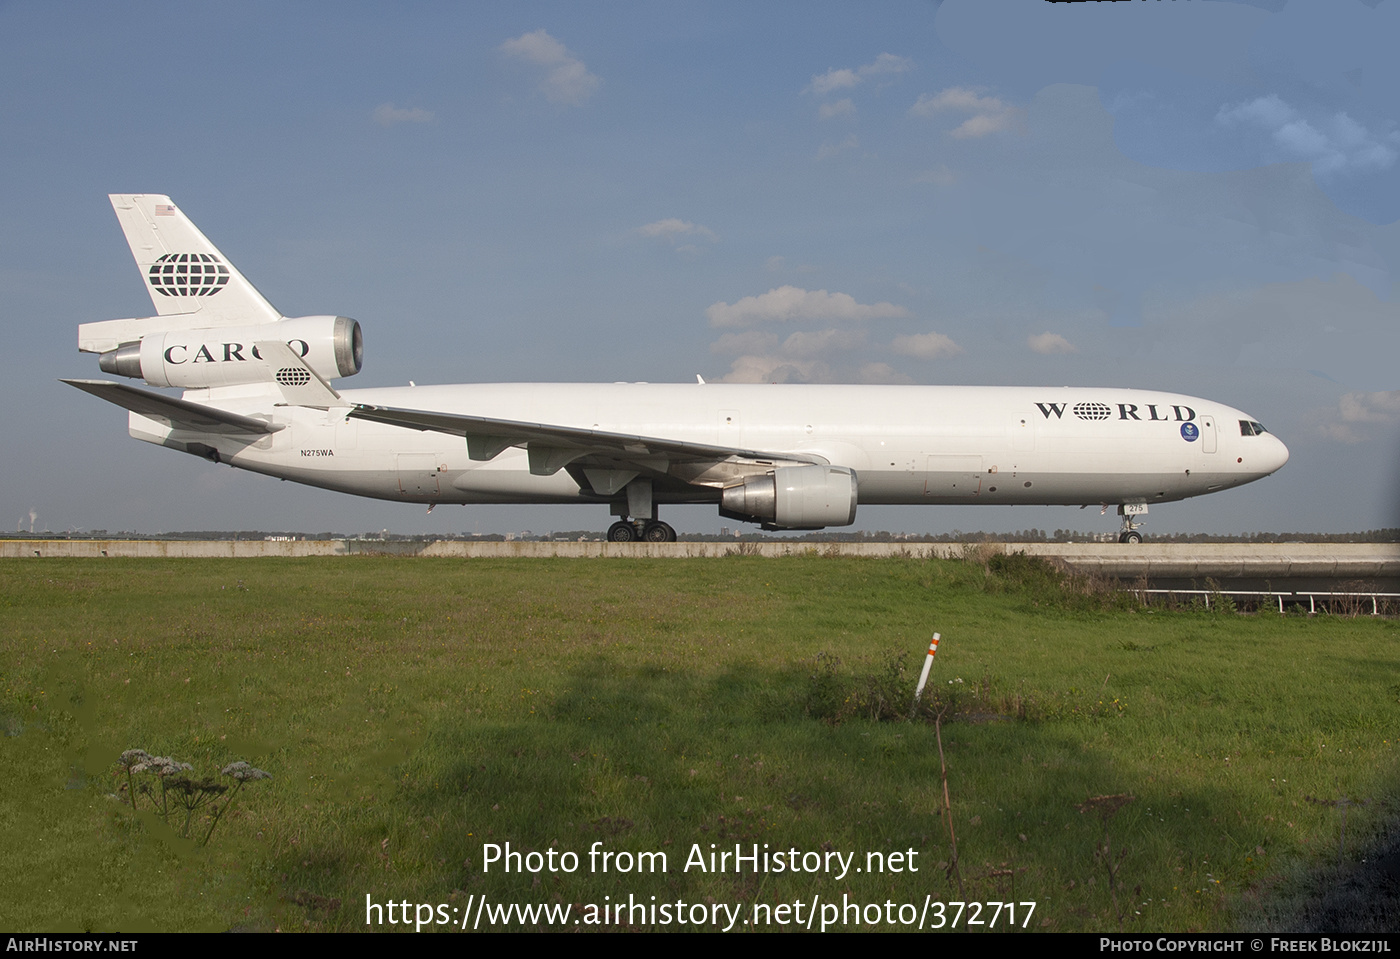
910;87;998;115
501;30;600;106
372;103;433;127
780;328;867;358
711;323;872;384
891;331;963;360
949;114;1018;139
710;331;779;355
1317;390;1400;443
719;355;828;384
1027;331;1076;355
819;98;856;120
637;218;717;243
706;286;909;328
1337;391;1400;423
862;53;913;77
809;68;860;96
816;134;859;160
910;86;1025;138
1216;94;1398;178
806;53;912;96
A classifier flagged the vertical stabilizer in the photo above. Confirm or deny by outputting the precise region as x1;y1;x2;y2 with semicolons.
109;194;281;325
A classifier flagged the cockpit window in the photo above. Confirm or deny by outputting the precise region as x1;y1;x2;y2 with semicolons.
1239;420;1268;436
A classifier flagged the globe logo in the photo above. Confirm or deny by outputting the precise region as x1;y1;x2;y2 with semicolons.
148;253;231;297
275;368;312;388
1180;422;1199;442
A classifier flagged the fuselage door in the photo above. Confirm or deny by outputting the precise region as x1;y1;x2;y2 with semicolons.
1201;415;1217;454
924;454;984;499
396;453;442;496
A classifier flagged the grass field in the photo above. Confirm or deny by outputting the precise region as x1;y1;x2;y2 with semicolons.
1;554;1396;933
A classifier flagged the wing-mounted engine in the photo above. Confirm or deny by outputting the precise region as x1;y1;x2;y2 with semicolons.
720;465;858;530
83;315;362;389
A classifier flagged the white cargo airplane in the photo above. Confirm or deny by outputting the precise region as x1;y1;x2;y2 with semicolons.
67;195;1288;543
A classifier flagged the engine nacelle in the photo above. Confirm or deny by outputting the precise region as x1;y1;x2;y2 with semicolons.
719;465;859;530
98;315;362;389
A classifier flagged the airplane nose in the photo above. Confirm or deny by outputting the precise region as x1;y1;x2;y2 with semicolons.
1263;434;1289;475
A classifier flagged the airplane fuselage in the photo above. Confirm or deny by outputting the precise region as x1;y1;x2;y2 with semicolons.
140;381;1289;509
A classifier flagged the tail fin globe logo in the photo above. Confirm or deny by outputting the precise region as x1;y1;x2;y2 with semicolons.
275;367;312;387
148;253;230;297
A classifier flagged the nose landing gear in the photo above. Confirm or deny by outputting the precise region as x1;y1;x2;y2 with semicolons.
1115;503;1146;544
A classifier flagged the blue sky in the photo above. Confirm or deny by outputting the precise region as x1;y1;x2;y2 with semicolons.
4;0;1399;537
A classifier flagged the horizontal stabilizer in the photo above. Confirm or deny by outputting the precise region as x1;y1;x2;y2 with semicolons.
62;379;282;434
79;312;203;355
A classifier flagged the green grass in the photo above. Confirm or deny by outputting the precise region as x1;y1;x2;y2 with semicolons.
1;556;1396;932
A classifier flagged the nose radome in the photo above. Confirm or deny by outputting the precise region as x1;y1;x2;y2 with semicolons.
1264;434;1289;474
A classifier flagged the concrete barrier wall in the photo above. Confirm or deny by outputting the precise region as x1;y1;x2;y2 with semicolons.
4;539;1399;579
3;539;954;559
1013;543;1400;580
2;539;350;558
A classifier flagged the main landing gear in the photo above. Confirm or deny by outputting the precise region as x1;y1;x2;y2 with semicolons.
607;519;677;543
606;478;677;542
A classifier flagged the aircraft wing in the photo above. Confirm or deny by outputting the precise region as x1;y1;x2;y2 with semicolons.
63;379;283;435
348;402;825;485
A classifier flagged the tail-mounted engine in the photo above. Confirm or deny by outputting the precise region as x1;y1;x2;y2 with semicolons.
719;465;858;530
91;315;362;389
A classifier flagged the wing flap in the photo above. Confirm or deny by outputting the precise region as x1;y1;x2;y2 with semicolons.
63;379;282;435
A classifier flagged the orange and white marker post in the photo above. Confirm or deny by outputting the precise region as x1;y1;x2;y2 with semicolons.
913;632;941;703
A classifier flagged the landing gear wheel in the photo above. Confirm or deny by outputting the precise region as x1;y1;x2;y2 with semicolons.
643;521;676;543
1115;505;1145;545
607;521;637;542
